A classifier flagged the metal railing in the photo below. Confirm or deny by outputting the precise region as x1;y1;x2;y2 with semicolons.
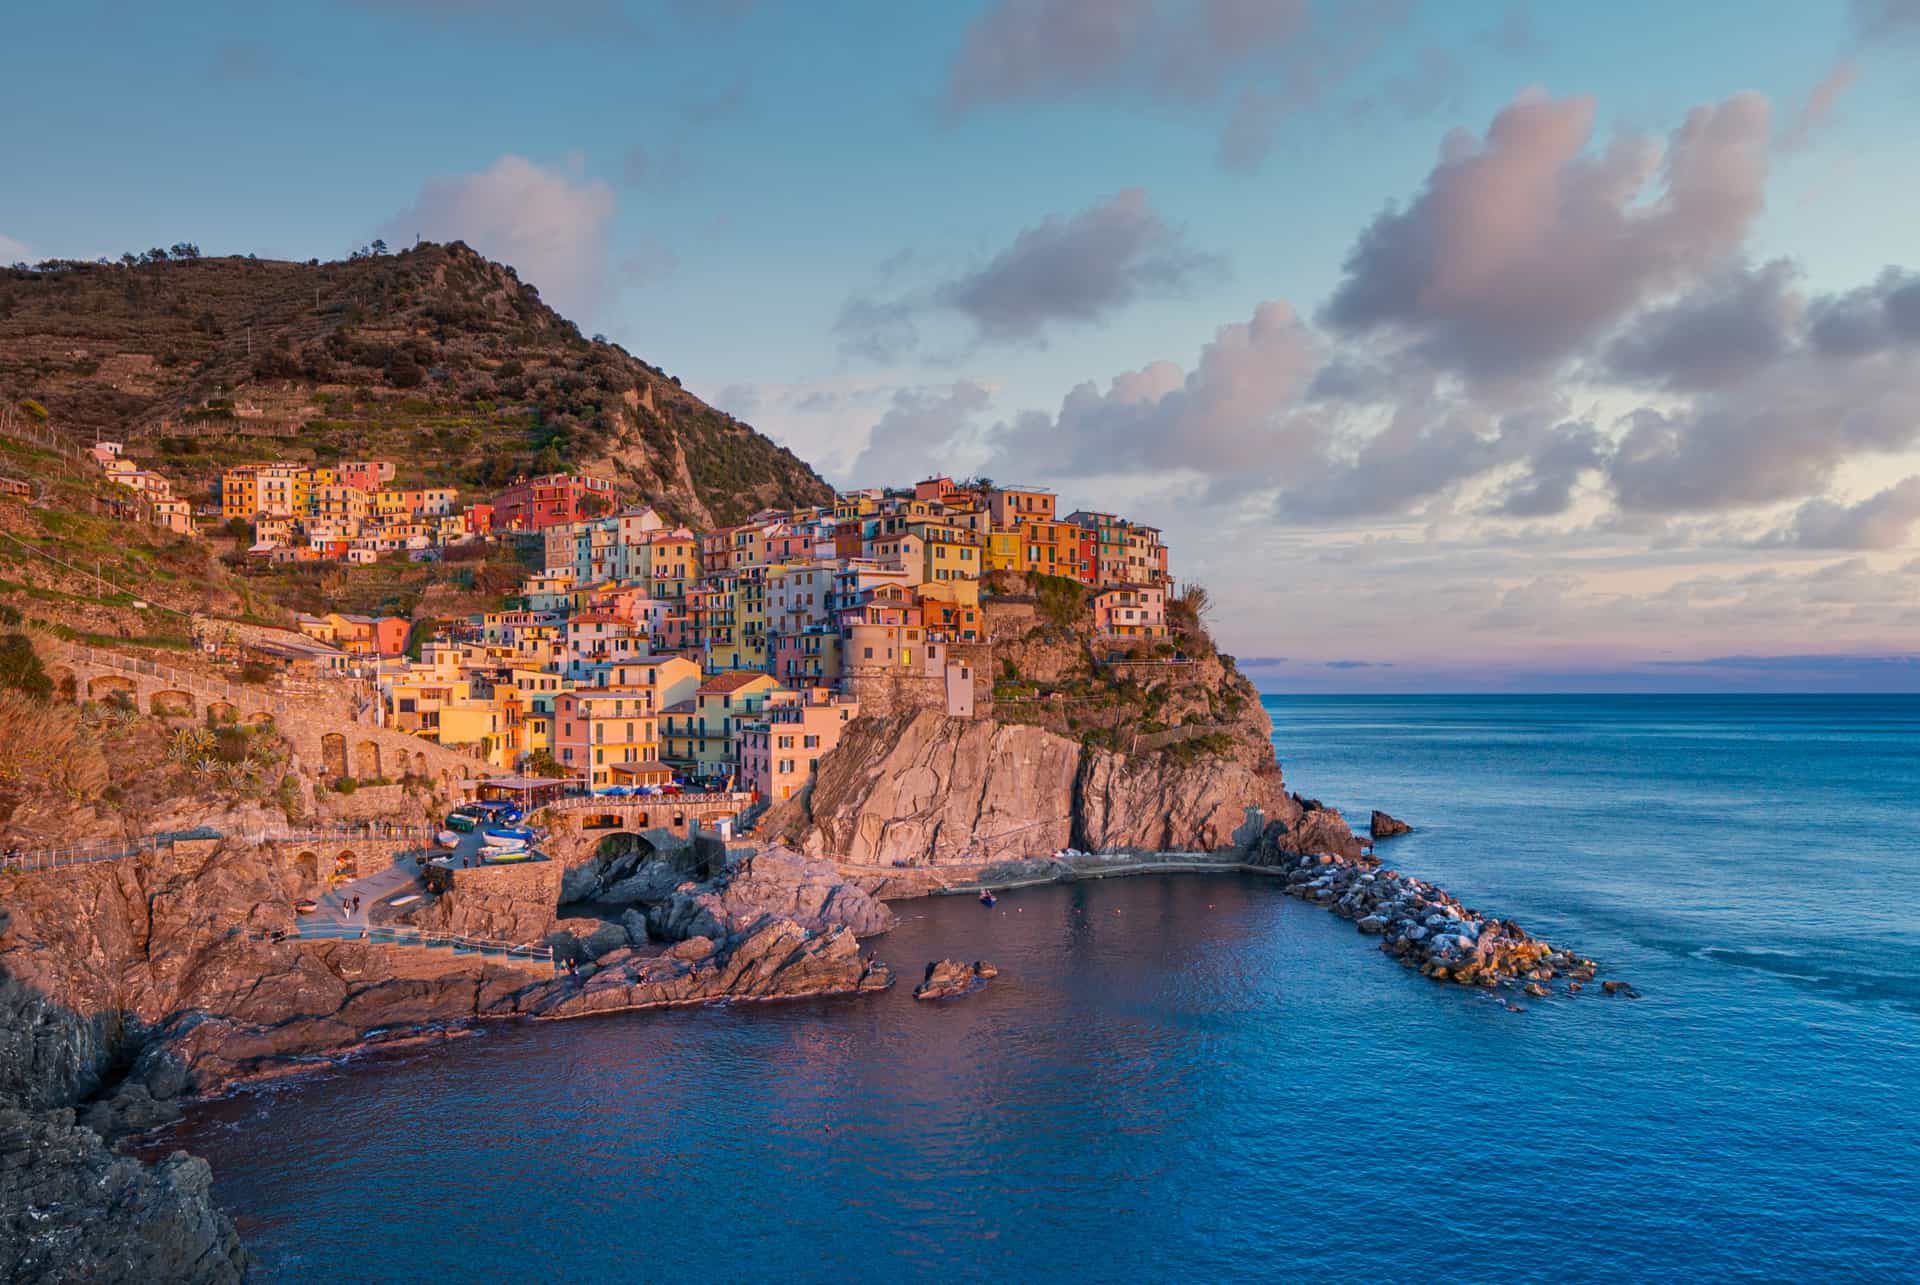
1;821;432;875
0;826;220;874
543;790;753;811
259;923;556;966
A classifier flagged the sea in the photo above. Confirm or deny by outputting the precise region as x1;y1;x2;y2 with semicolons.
153;695;1920;1283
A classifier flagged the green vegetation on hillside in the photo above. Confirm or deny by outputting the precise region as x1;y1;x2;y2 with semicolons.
0;241;833;527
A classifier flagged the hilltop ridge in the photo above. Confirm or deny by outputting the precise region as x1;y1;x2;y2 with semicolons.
0;242;830;527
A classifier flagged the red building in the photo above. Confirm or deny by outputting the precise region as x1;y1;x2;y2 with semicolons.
490;473;616;532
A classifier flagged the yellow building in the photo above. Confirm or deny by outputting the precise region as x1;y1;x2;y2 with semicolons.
984;529;1024;573
662;671;782;781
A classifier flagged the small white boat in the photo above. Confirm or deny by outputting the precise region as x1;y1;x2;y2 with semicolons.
435;830;460;848
481;827;534;850
479;845;536;864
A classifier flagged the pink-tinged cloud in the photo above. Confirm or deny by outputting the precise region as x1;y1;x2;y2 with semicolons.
1782;477;1920;549
1321;90;1771;378
945;0;1311;112
379;155;616;325
1777;60;1859;152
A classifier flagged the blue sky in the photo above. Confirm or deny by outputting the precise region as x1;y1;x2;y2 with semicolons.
6;1;1920;689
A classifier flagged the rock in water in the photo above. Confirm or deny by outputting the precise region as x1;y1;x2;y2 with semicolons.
1370;810;1413;839
913;958;999;1001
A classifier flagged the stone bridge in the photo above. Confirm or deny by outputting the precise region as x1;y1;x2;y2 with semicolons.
39;641;491;793
535;793;753;873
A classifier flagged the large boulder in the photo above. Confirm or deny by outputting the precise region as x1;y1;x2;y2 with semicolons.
1370;810;1413;839
913;958;998;1001
647;845;894;941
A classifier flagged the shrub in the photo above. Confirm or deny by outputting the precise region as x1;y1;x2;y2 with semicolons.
238;659;275;684
334;776;358;795
0;634;51;700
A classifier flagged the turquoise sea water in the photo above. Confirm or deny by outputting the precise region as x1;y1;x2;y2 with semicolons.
159;696;1920;1282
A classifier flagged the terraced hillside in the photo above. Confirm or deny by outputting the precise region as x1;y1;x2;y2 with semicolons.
0;242;830;526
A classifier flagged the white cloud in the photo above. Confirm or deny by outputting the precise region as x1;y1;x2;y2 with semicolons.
379;154;617;325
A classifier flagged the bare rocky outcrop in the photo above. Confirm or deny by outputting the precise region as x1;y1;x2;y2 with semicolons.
1;1107;248;1284
645;845;895;942
913;959;998;1001
1370;810;1413;839
766;710;1300;864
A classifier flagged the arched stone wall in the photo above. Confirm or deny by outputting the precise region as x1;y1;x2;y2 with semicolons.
353;740;381;780
87;674;137;704
321;733;349;780
150;689;195;717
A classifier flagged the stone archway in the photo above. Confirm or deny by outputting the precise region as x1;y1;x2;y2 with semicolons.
243;710;274;728
321;733;348;780
87;674;137;705
150;689;194;717
412;751;427;780
294;850;319;884
333;849;358;880
353;740;380;780
206;700;238;724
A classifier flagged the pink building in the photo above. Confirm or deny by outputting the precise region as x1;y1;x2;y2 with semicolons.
1091;585;1166;637
337;461;396;492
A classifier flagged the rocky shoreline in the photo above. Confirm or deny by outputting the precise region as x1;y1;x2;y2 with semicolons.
1;785;1629;1281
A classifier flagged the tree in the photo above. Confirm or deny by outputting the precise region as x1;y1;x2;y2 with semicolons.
0;634;52;701
370;238;388;255
119;252;139;267
144;247;169;263
170;242;201;261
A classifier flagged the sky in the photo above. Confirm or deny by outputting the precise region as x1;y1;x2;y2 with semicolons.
6;0;1920;690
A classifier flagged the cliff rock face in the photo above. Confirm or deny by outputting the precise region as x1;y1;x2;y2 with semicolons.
768;710;1297;864
1;1109;247;1284
646;845;895;941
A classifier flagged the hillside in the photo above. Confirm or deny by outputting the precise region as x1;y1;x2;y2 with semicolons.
0;242;830;527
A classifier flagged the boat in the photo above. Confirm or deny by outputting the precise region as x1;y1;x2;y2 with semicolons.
479;845;536;864
435;830;460;848
480;827;535;849
978;890;997;907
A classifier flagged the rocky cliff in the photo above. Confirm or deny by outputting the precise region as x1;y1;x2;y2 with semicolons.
0;831;893;1278
765;708;1349;865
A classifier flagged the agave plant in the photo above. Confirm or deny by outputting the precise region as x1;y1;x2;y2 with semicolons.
168;726;215;764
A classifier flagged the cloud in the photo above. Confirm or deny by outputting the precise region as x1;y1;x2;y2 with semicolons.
350;0;637;39
1603;259;1802;390
837;189;1224;359
1777;60;1859;153
1356;46;1467;121
0;231;33;263
207;39;274;83
1807;268;1920;356
1320;90;1771;380
1851;0;1920;38
940;189;1224;343
847;382;994;487
621;144;653;187
1606;347;1920;514
1490;420;1606;517
980;300;1321;483
618;236;678;288
680;78;749;126
945;0;1312;112
1779;477;1920;549
1481;5;1540;56
379;155;617;324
